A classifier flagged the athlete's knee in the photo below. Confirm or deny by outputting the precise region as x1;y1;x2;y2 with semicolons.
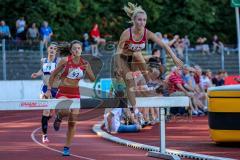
68;112;79;122
68;121;76;128
43;110;51;116
125;71;134;80
133;52;145;61
132;51;142;57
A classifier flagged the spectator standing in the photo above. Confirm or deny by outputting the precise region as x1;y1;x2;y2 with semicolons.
183;35;190;48
174;38;185;59
27;23;39;45
82;33;91;54
212;35;224;54
0;20;11;39
40;21;53;49
16;17;26;40
162;33;169;44
90;23;106;56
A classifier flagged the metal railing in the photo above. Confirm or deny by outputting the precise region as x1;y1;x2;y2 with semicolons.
183;44;239;74
0;39;239;80
0;39;117;80
0;39;45;80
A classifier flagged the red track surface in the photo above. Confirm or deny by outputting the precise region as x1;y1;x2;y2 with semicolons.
0;111;156;160
114;116;240;159
1;111;239;160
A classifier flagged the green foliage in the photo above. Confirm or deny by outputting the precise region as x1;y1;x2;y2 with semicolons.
0;0;236;43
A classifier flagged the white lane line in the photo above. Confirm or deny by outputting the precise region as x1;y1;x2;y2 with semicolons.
31;127;96;160
92;121;235;160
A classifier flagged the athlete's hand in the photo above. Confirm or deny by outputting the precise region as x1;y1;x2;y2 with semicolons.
31;73;38;79
44;90;52;99
173;35;179;40
115;67;123;77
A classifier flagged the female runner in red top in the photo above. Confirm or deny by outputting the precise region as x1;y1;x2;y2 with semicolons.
116;2;183;109
45;40;95;156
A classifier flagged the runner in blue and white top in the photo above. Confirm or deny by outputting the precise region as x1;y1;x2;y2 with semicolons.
31;42;61;143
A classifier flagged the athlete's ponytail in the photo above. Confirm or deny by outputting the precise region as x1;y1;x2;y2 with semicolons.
58;42;70;56
123;2;146;23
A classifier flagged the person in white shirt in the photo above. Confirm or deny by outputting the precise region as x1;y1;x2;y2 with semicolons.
104;108;141;133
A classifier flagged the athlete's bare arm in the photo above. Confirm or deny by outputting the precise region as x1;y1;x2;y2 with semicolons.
147;30;183;67
85;61;96;82
168;35;179;46
31;69;43;78
116;29;129;55
115;29;129;74
31;58;45;78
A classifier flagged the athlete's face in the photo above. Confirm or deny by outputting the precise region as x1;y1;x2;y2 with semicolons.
47;44;57;56
71;43;82;57
134;13;147;29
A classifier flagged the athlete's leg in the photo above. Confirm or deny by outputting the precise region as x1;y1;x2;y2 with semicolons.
118;55;137;107
132;51;151;82
53;96;70;131
42;109;51;134
41;92;52;143
64;109;79;147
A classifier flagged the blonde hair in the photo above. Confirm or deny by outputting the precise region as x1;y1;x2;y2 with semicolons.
123;2;146;23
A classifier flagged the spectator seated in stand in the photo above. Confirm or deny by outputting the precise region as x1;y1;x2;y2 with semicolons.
212;70;225;86
166;66;205;116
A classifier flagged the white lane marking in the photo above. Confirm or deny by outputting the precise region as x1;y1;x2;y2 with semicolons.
31;127;96;160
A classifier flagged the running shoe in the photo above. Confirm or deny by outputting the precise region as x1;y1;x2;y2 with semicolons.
197;110;205;116
42;134;49;143
62;147;70;156
53;114;62;131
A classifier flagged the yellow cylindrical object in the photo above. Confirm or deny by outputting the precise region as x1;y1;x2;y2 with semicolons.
207;85;240;143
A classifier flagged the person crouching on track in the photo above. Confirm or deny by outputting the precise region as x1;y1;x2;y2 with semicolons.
31;42;60;143
45;40;96;156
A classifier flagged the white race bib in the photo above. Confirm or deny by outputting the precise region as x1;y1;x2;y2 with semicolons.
42;62;56;73
128;43;145;51
67;67;84;79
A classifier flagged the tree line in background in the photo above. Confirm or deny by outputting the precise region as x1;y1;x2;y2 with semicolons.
0;0;237;44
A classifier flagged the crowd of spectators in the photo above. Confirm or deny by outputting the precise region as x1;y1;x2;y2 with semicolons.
151;32;226;61
0;18;53;48
0;18;110;55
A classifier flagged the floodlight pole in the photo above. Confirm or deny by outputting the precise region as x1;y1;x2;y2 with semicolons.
235;7;240;74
